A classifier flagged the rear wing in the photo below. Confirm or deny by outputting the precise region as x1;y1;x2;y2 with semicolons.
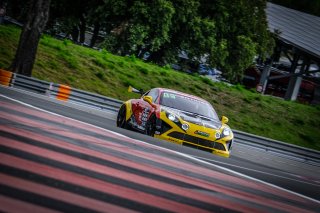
128;86;144;96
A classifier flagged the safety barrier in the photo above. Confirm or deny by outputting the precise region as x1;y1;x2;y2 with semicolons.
1;72;123;112
56;84;71;101
12;73;51;94
234;130;320;164
0;69;13;86
1;72;319;163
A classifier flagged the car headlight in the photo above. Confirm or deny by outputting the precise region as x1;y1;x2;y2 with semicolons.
167;112;179;122
223;128;231;136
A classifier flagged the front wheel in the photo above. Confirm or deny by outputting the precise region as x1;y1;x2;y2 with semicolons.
117;105;129;129
146;114;156;137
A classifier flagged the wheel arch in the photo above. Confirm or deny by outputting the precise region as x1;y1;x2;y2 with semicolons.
123;100;132;121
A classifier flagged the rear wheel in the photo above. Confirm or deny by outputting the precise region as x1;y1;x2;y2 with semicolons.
146;114;156;136
117;105;129;129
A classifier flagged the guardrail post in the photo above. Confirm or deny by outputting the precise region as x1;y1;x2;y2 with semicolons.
11;73;16;86
46;82;53;96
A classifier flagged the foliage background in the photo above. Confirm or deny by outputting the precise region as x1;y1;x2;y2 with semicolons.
3;0;275;83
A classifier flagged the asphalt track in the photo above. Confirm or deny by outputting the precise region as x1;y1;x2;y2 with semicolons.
0;86;319;212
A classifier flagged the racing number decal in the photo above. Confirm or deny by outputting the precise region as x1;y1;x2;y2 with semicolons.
139;108;150;127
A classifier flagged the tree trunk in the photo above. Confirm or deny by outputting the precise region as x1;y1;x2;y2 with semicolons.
71;26;79;42
79;14;86;44
9;0;51;76
90;22;100;48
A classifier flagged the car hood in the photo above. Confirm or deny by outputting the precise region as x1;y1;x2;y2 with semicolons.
162;106;222;130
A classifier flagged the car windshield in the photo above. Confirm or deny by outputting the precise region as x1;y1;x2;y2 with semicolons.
160;91;219;120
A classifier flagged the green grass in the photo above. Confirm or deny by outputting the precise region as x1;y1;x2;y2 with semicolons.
1;24;320;151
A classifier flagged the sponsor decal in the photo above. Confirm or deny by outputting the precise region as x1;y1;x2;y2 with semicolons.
163;92;176;99
194;130;210;137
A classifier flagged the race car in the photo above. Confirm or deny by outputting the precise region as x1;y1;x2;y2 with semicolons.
116;86;234;157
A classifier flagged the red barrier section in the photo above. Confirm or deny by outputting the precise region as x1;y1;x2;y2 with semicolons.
0;69;13;86
56;84;71;101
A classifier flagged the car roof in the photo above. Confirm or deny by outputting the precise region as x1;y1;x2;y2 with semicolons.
156;88;209;103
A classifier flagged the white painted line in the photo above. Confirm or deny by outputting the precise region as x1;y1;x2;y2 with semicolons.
173;155;320;204
0;94;127;139
1;94;319;204
0;86;116;119
194;156;320;187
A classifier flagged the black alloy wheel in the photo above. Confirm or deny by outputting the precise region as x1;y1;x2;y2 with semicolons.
117;105;128;128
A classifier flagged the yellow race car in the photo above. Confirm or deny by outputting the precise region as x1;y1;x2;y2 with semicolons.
117;87;234;157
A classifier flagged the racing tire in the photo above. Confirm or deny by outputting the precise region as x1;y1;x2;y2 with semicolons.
146;114;156;137
117;105;129;129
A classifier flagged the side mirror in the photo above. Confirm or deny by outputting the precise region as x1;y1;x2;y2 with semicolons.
221;116;229;124
143;96;153;105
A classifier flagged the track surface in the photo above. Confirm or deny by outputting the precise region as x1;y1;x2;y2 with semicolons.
0;86;319;212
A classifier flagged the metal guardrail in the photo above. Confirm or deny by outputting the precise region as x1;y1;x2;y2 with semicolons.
12;73;51;94
234;130;320;164
10;73;123;112
67;87;123;111
1;71;319;163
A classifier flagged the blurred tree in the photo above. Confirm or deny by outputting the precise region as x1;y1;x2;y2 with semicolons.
101;0;273;82
145;0;217;66
102;0;175;59
9;0;51;76
200;0;274;83
2;0;28;22
7;0;273;82
102;0;217;67
89;0;128;49
48;0;89;43
48;0;117;46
